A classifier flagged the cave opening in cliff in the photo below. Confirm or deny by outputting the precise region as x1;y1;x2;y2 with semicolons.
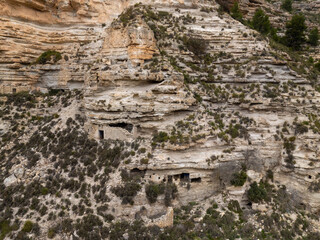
180;173;190;181
130;168;146;178
12;88;16;93
109;122;133;133
99;130;104;139
191;177;201;183
49;89;65;95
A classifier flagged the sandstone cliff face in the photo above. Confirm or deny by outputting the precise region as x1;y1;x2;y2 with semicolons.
1;0;318;92
1;0;320;238
0;0;131;93
0;0;193;93
0;0;121;24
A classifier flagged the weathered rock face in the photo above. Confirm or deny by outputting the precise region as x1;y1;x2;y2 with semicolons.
0;16;101;92
1;0;320;238
1;0;318;92
80;3;320;214
103;19;158;64
0;0;136;93
0;0;121;24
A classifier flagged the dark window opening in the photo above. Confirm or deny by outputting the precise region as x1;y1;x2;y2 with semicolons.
99;130;104;140
49;89;65;95
191;177;202;183
309;175;312;179
131;168;144;173
180;173;190;181
109;122;133;133
247;202;252;207
12;88;16;93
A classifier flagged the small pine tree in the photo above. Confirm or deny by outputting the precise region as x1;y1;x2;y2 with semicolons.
230;2;243;22
251;8;271;34
281;0;293;12
230;170;247;186
285;14;307;50
308;27;319;46
270;27;280;42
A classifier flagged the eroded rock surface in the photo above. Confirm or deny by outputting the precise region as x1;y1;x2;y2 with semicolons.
1;0;320;239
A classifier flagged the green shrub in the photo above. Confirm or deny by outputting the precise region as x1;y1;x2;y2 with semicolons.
76;214;103;239
251;9;271;35
152;131;169;143
145;182;165;203
228;200;242;214
36;50;62;64
41;187;49;195
111;182;141;205
285;14;307;50
164;183;178;206
182;35;207;56
247;181;269;203
158;11;169;18
294;122;308;135
140;158;149;164
230;2;243;22
281;0;293;12
308;27;319;46
22;221;33;233
0;220;16;240
231;170;247;186
266;169;274;182
47;228;56;239
283;137;296;154
119;7;135;26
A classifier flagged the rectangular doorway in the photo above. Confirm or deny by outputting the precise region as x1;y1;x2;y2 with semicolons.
99;130;104;140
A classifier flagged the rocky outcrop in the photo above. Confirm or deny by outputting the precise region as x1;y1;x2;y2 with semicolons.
0;0;121;24
1;1;320;239
1;0;319;207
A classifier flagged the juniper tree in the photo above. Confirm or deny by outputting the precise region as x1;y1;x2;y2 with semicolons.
285;14;307;50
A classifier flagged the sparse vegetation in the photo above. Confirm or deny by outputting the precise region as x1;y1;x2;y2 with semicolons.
145;182;165;203
230;2;243;22
119;7;135;26
231;170;247;187
247;181;271;203
308;27;319;46
36;50;62;64
251;8;271;35
281;0;293;12
1;3;320;239
111;182;141;205
181;35;207;56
